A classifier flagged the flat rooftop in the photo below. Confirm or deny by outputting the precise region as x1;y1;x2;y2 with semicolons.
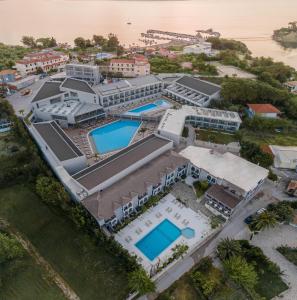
180;146;268;193
82;151;188;220
33;121;84;161
176;76;221;96
158;105;242;136
73;134;171;190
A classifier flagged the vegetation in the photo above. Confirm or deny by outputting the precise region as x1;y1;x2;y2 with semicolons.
150;56;182;73
0;43;32;70
217;238;242;260
273;21;297;48
250;210;278;232
268;169;278;181
210;215;225;229
240;140;274;168
74;33;124;55
277;246;297;266
266;201;294;223
193;180;209;198
128;268;155;296
0;232;24;264
182;126;189;138
196;129;238;145
207;37;250;54
218;239;288;299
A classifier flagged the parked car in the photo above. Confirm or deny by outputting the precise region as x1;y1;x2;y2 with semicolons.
244;208;266;224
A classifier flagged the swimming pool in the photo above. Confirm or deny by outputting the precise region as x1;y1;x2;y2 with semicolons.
135;219;181;261
126;99;171;116
89;120;141;154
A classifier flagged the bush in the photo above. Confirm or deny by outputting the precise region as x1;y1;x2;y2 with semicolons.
193;180;209;197
268;169;278;181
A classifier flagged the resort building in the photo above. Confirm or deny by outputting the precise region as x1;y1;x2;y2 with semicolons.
204;184;241;218
182;42;212;56
16;51;69;76
247;103;281;119
158;105;241;144
109;56;150;78
269;145;297;170
30;78;105;127
180;146;268;202
164;75;221;107
65;64;101;84
95;75;163;108
30;121;87;174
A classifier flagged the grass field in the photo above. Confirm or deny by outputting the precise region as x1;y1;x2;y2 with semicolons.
0;185;128;300
277;246;297;266
1;251;65;300
196;129;238;145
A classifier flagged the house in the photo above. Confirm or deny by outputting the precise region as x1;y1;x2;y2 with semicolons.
0;70;21;84
95;75;163;108
284;81;297;94
158;105;241;144
183;42;212;56
7;75;36;91
109;56;150;77
247;104;281;119
204;184;241;218
30;78;105;127
269;145;297;170
180;146;268;202
164;75;221;107
65;64;101;84
16;51;69;76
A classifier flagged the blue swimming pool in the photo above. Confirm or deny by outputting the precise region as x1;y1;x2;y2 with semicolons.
89;120;141;154
135;219;181;261
126;99;171;116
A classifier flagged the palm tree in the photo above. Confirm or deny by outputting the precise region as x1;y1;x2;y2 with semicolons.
139;127;147;138
217;237;242;260
128;268;155;296
251;211;277;232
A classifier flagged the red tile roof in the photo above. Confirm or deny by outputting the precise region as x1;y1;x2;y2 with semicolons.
247;104;281;114
0;69;17;75
110;58;135;64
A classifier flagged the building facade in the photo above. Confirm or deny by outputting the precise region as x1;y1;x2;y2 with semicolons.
16;51;69;76
65;64;101;84
109;56;150;78
247;103;281;119
164;75;221;107
183;42;212;56
95;75;163;108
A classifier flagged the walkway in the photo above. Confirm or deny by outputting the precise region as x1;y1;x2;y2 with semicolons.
251;225;297;300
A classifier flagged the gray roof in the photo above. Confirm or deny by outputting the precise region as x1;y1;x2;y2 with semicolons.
81;151;189;220
33;121;84;161
61;78;96;94
73;134;171;190
176;76;221;96
205;184;240;209
32;81;63;103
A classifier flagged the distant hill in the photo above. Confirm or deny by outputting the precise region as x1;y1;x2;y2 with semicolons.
273;21;297;48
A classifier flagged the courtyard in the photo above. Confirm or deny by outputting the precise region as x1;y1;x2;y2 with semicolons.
115;193;212;274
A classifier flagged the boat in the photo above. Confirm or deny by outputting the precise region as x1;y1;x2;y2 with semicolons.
127;22;132;25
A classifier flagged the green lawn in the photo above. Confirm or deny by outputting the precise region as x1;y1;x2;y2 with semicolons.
196;129;238;145
0;185;128;300
1;251;65;300
277;246;297;266
240;129;297;146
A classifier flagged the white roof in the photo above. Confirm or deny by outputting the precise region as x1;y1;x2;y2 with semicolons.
158;105;242;137
180;146;268;192
270;145;297;169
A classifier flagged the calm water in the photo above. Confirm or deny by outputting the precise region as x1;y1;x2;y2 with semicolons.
1;0;297;68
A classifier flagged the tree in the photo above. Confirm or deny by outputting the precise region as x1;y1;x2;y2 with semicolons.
74;37;86;49
35;176;70;208
21;36;36;48
128;268;155;296
0;233;24;264
217;238;242;260
251;211;277;232
171;244;188;259
106;33;120;51
223;256;258;290
267;202;294;223
36;37;57;48
93;35;106;47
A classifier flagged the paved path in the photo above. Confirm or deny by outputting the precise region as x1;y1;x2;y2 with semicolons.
251;225;297;300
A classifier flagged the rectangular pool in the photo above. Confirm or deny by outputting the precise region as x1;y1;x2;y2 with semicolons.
126;99;171;116
135;219;181;261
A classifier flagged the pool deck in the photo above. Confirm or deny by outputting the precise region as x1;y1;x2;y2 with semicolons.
115;193;212;273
